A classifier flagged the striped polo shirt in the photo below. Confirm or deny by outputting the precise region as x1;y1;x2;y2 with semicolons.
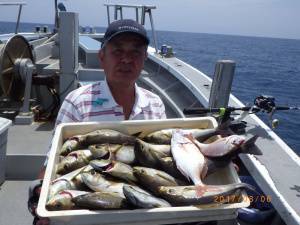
55;79;166;126
44;80;166;166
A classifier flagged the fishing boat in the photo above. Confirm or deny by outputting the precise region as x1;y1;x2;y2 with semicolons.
0;2;299;225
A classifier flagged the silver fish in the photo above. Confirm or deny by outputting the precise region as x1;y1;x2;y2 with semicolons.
81;171;126;197
133;167;179;194
143;129;173;144
89;143;120;159
89;143;135;164
73;192;128;209
60;138;82;156
49;166;87;199
158;183;256;206
158;157;192;182
134;139;170;168
110;145;135;164
123;185;171;208
90;159;137;183
83;129;136;145
56;149;93;175
46;190;89;211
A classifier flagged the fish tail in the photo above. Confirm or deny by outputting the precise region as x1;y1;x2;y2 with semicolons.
240;135;262;155
185;133;195;142
195;184;206;197
131;131;142;138
220;182;258;196
237;182;258;194
176;165;191;182
200;163;208;180
195;184;222;197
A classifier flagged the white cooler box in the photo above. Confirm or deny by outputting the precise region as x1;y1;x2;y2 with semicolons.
0;117;12;185
37;117;250;225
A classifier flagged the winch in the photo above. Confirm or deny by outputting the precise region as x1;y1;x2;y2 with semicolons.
0;35;59;123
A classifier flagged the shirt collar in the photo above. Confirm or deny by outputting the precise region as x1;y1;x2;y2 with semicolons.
134;83;150;109
100;78;150;110
100;79;118;108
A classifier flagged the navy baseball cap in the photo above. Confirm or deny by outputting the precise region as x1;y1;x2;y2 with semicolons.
101;19;150;48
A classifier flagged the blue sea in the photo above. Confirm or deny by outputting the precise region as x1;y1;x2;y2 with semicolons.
1;21;300;156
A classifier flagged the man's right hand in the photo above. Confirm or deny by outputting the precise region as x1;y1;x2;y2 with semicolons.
28;179;43;217
28;179;49;225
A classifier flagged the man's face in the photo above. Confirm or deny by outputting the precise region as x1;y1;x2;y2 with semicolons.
99;33;148;86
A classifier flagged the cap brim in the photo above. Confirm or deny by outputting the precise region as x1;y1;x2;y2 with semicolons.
101;30;149;48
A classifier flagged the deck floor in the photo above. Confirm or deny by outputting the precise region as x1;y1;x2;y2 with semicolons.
7;121;54;155
0;181;34;225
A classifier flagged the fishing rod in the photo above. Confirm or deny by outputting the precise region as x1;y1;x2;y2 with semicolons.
183;95;300;130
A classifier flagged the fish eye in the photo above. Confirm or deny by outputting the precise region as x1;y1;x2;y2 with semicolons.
55;202;62;209
232;138;242;145
64;164;70;170
167;189;175;194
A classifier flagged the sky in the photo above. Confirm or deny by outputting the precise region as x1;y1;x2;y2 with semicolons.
0;0;300;40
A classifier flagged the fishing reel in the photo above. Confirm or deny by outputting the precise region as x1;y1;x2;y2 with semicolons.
253;95;278;128
254;95;275;113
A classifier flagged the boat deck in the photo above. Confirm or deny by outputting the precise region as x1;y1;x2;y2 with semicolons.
0;47;298;225
0;180;33;225
6;122;54;179
1;122;54;225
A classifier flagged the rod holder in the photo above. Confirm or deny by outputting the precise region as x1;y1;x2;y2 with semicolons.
209;60;236;108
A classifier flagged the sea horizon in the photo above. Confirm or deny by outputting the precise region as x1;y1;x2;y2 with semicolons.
1;20;300;41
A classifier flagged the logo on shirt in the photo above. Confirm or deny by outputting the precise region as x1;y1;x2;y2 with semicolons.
92;98;109;106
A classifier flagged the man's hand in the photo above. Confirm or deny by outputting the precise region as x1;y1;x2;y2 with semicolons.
28;179;43;217
28;175;49;225
33;217;50;225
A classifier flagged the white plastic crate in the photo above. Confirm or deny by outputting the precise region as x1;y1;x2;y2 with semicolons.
37;117;250;225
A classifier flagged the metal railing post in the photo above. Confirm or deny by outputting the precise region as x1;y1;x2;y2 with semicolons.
15;4;23;34
141;6;145;25
106;5;111;25
147;8;158;53
114;6;118;20
120;6;123;19
135;8;139;23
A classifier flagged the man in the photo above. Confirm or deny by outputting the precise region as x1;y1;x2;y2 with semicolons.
56;19;166;124
29;19;166;225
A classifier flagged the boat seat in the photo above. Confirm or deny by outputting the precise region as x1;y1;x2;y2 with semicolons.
79;35;101;68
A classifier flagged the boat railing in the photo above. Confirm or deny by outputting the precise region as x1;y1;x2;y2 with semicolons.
0;2;26;34
104;3;158;52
